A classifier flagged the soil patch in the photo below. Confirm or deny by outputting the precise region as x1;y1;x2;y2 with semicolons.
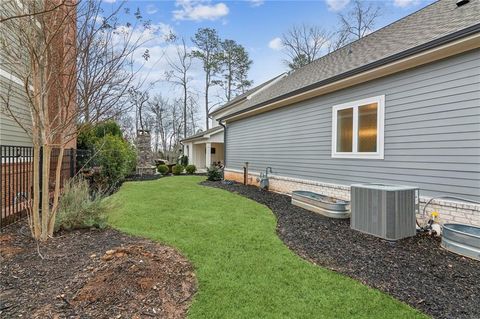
202;180;480;319
0;224;196;318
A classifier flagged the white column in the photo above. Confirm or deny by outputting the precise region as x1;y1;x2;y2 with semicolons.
187;143;193;163
205;142;212;168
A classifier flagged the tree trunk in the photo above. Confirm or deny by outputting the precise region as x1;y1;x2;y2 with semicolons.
48;146;65;236
40;144;51;241
183;83;187;150
205;72;209;130
31;144;41;239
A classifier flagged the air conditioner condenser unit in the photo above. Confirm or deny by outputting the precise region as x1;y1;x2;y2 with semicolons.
351;184;419;241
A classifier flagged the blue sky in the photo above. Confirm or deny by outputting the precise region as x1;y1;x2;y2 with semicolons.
101;0;435;127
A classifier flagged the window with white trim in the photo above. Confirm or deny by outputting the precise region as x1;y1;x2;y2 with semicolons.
332;95;385;159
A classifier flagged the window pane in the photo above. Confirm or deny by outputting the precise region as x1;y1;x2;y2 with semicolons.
358;103;377;152
336;108;353;152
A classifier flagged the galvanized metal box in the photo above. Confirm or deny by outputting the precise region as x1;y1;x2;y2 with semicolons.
351;184;418;241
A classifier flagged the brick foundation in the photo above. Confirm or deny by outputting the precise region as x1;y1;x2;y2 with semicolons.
224;169;480;227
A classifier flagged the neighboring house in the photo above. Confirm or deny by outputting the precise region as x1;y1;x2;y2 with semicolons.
182;74;286;171
219;0;480;226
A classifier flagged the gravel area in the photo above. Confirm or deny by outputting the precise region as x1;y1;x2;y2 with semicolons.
0;224;196;318
202;180;480;319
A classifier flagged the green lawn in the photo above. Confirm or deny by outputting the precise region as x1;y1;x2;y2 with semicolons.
109;176;426;319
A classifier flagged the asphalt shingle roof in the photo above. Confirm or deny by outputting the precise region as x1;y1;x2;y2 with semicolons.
209;73;286;115
181;125;223;142
221;0;480;119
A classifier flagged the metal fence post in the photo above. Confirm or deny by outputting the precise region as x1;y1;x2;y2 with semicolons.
69;148;75;178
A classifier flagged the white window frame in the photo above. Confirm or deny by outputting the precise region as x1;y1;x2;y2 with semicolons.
331;95;385;159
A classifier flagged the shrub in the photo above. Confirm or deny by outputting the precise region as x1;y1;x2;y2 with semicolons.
94;134;137;190
185;164;196;175
157;164;169;175
180;155;188;166
55;179;111;231
77;121;122;150
172;164;184;175
77;121;136;190
207;165;223;181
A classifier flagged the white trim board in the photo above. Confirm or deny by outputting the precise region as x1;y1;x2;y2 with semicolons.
331;95;385;160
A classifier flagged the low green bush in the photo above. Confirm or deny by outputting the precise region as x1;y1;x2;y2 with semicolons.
55;179;111;231
157;164;169;175
185;164;197;175
207;165;223;181
172;164;184;175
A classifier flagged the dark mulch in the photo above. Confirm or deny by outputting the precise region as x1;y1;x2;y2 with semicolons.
0;224;196;319
202;180;480;319
124;174;164;182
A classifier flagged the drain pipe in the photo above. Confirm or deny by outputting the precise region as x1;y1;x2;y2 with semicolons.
243;162;249;185
219;120;226;168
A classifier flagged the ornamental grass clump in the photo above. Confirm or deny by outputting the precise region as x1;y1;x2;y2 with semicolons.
55;178;112;231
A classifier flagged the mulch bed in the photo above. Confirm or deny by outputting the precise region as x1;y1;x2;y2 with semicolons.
0;224;196;319
202;180;480;319
124;174;164;182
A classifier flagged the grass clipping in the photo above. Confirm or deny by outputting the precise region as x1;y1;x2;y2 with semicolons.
55;178;112;231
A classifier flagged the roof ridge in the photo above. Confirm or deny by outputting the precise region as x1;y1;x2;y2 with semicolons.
288;0;442;75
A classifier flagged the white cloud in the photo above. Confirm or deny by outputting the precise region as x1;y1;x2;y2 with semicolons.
325;0;350;11
146;5;158;15
268;37;283;51
249;0;264;7
103;0;117;3
173;0;229;21
393;0;420;7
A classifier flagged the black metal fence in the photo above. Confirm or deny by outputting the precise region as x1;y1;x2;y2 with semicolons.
0;145;80;229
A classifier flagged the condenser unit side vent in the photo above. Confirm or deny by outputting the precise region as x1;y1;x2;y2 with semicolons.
350;184;419;241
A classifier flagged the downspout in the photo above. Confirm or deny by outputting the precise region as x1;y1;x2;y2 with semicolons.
219;119;227;169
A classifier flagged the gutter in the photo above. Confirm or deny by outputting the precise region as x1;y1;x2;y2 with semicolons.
219;23;480;122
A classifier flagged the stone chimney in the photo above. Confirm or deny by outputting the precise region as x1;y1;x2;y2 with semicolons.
135;130;155;175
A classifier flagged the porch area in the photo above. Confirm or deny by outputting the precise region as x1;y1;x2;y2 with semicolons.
187;142;224;172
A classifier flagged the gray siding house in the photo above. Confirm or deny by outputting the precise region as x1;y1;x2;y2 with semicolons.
219;0;480;226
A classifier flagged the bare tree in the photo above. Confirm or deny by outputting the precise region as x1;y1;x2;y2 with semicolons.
281;24;331;70
165;37;193;142
148;94;171;155
128;86;150;132
147;95;186;161
332;0;381;50
0;0;78;240
187;95;201;135
0;0;75;23
76;0;152;123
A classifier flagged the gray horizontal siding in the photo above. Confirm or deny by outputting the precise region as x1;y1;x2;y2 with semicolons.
226;48;480;200
0;74;32;146
0;2;32;147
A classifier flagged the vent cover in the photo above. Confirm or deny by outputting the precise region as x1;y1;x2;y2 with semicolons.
351;184;419;241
